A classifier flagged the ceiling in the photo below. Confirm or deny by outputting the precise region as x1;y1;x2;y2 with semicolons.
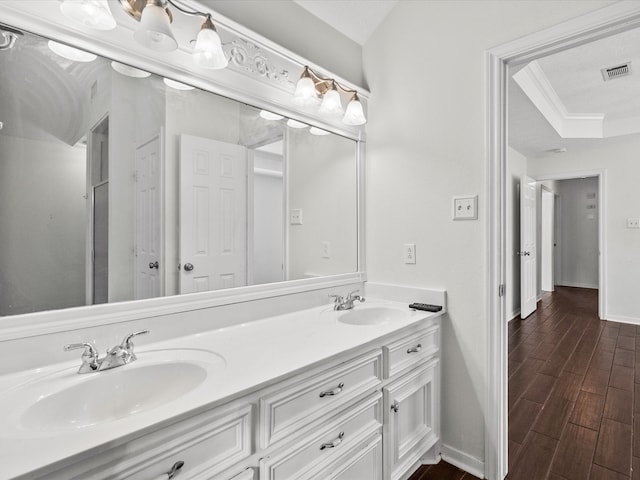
509;26;640;158
292;0;398;46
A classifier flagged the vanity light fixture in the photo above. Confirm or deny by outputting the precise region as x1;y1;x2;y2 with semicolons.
293;66;367;126
48;40;97;62
118;0;228;69
60;0;116;31
163;77;194;90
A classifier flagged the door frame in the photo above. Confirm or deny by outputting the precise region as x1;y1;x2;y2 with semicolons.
534;171;605;317
486;3;640;479
540;185;554;293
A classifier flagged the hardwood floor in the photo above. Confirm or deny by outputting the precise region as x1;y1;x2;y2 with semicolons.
408;461;481;480
508;286;639;480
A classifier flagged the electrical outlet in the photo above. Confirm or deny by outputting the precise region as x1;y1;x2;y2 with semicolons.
322;241;331;259
403;243;416;264
290;208;303;225
453;195;478;220
627;218;640;229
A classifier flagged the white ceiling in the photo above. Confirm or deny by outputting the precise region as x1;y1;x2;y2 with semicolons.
509;26;640;158
292;0;398;46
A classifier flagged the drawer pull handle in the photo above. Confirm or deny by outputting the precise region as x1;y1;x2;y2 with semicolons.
407;343;422;354
319;382;344;398
391;400;400;413
167;461;185;479
320;431;345;450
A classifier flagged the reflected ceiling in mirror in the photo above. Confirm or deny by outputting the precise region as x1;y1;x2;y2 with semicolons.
0;27;358;317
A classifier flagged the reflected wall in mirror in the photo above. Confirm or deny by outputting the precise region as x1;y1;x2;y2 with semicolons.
0;27;358;317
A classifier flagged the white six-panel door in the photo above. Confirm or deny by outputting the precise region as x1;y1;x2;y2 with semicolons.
179;134;247;294
134;132;163;300
520;175;537;319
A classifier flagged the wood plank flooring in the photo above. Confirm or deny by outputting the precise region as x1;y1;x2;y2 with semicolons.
408;461;481;480
508;286;639;480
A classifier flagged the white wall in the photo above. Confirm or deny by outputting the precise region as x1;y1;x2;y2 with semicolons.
362;0;614;468
555;177;599;289
0;135;86;315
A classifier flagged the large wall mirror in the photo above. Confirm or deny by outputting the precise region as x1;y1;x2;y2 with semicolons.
0;25;359;317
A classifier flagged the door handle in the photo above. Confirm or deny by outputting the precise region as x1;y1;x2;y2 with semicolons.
516;251;531;256
183;263;194;272
148;261;159;269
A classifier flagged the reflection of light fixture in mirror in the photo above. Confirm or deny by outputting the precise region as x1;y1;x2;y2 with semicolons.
60;0;116;30
259;110;284;121
48;41;97;62
163;78;194;90
0;26;21;51
293;66;366;126
287;119;308;129
309;127;330;136
118;0;228;69
111;61;151;78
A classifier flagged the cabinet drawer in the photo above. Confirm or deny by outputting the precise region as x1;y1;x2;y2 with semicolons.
310;433;382;480
383;324;439;379
259;392;382;480
259;349;382;448
45;402;253;480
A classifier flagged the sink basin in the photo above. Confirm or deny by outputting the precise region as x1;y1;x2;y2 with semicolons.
337;305;409;326
2;348;225;433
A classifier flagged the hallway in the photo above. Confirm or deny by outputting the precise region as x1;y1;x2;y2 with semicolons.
508;287;638;479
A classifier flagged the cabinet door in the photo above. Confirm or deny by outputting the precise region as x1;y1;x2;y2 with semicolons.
384;361;439;480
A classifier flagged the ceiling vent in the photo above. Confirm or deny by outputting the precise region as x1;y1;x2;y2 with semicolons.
601;62;631;81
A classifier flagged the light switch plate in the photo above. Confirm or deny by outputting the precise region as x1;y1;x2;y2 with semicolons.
627;218;640;229
453;195;478;220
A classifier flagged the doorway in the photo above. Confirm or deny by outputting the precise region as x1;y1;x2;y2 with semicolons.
487;5;640;479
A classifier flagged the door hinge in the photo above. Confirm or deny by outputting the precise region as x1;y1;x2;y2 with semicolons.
498;284;505;297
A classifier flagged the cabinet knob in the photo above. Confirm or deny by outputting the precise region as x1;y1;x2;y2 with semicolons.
407;343;422;354
391;400;400;413
320;431;344;450
319;382;344;398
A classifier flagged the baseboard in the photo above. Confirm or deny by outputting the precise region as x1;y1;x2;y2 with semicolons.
605;314;640;325
440;443;485;479
558;282;598;289
508;308;521;322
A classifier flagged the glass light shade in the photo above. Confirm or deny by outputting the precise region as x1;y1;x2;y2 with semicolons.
260;110;284;121
111;61;151;78
309;127;330;136
133;3;178;52
319;88;344;117
293;76;318;106
193;27;228;69
342;96;367;126
60;0;116;30
163;78;194;91
48;41;97;62
286;119;308;129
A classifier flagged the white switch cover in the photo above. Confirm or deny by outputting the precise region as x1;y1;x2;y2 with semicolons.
322;241;331;259
627;218;640;228
403;244;416;264
290;208;303;225
453;195;478;220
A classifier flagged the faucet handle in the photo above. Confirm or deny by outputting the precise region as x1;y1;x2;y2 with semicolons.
120;329;149;357
64;342;99;373
346;290;359;299
329;294;343;302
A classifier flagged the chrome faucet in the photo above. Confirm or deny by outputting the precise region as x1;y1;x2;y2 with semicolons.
330;290;366;311
64;330;149;374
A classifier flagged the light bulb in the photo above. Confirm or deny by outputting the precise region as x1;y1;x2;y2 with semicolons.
293;68;318;106
309;127;330;136
60;0;116;30
260;110;284;121
287;119;308;129
111;61;151;78
342;93;367;126
319;86;343;117
193;17;228;69
163;78;194;91
48;41;97;62
133;1;178;52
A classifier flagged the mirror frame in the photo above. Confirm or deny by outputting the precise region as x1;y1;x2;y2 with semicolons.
0;0;368;341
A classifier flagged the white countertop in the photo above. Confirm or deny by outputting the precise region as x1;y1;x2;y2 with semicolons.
0;298;443;479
